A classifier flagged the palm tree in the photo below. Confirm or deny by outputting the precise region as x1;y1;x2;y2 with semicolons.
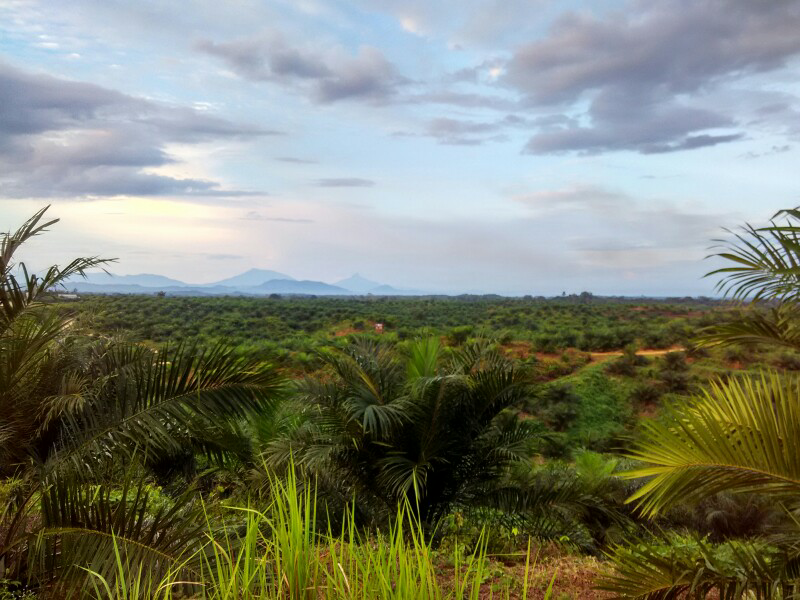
600;208;800;598
0;208;285;591
1;207;109;474
265;337;539;530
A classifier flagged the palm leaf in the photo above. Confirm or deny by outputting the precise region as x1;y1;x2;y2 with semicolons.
697;302;800;351
406;337;440;380
625;371;800;518
45;343;285;478
1;206;112;329
598;535;786;599
706;210;800;302
26;473;207;594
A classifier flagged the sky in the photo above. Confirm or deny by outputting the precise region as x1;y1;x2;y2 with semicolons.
1;0;799;296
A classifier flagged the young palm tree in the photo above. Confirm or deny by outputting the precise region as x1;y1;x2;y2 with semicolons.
265;337;546;531
0;208;285;591
600;208;800;598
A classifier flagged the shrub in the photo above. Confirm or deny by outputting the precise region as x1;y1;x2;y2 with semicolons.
627;382;662;406
771;351;800;370
605;345;648;377
534;384;580;431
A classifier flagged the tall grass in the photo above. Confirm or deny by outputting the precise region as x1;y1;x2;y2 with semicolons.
85;467;554;599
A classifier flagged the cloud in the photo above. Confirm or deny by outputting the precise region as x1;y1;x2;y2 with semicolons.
0;62;273;198
356;0;551;47
406;89;517;111
515;185;628;213
275;156;318;164
242;210;314;223
247;189;733;295
196;35;406;104
503;0;800;155
314;178;375;187
422;114;531;145
514;184;727;269
425;118;505;146
740;144;792;159
205;253;243;260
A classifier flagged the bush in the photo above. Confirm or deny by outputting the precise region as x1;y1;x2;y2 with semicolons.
535;384;580;431
659;370;691;393
772;351;800;370
447;325;474;346
658;351;691;393
605;345;648;377
627;381;662;406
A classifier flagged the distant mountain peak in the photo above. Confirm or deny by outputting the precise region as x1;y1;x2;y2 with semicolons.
250;279;350;295
209;268;294;288
335;273;381;293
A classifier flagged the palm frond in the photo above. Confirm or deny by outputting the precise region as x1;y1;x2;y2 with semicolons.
625;371;800;518
0;207;59;279
697;301;800;351
26;473;206;593
707;209;800;302
597;535;786;600
45;343;285;478
1;206;113;328
406;337;440;380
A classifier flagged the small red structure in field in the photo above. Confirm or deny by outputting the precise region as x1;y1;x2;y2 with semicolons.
374;323;384;333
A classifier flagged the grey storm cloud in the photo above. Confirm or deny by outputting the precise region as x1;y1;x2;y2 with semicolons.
502;0;800;155
314;178;375;188
0;62;275;198
196;36;406;104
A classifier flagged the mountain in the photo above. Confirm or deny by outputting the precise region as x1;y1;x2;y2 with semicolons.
63;269;428;296
250;279;350;295
74;272;188;288
208;268;294;288
334;273;382;294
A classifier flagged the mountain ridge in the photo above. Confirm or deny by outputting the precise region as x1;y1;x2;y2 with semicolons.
65;269;424;296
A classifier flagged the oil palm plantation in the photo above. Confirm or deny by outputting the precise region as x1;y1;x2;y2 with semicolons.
0;208;285;592
601;208;800;599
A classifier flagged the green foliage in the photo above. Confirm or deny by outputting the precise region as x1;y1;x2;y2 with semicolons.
70;293;724;372
605;345;648;377
84;470;557;600
599;534;788;599
6;206;791;598
625;372;800;518
533;384;580;432
0;210;286;595
626;382;661;407
603;207;800;597
268;338;536;527
706;208;800;302
565;369;634;452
